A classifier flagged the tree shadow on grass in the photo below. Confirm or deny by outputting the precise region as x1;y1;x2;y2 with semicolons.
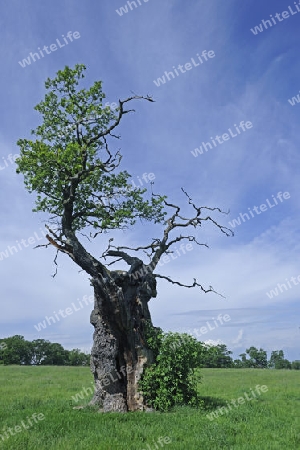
199;396;228;411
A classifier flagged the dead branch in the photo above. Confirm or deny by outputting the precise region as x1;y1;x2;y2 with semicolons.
154;274;225;298
87;95;155;146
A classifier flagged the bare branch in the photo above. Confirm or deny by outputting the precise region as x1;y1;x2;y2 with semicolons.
105;250;143;274
105;257;124;267
154;274;225;298
163;235;208;253
101;239;161;254
37;226;74;258
51;250;59;278
101;238;144;273
147;188;233;270
86;95;155;146
33;242;51;250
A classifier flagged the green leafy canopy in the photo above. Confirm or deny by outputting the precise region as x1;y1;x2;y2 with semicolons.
16;64;166;233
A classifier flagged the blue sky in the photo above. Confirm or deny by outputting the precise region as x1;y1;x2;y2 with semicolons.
1;0;300;361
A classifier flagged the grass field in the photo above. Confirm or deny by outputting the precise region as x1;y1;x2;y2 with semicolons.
0;366;299;449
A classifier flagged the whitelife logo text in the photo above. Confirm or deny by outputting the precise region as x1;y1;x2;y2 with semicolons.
266;273;300;299
18;31;81;68
34;295;94;332
206;385;268;421
116;0;150;17
0;153;19;171
0;228;47;262
153;50;215;87
288;90;300;106
250;2;300;35
191;121;253;157
228;191;291;228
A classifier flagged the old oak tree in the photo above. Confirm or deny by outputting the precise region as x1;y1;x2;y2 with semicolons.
16;65;232;412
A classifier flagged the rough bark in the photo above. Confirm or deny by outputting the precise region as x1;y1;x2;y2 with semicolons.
56;229;157;412
89;268;157;412
45;222;159;412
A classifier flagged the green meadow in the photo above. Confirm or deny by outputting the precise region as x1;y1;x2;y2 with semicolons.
0;366;299;449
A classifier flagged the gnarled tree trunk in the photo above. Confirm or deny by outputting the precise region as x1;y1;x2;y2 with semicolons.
89;269;157;412
59;229;159;412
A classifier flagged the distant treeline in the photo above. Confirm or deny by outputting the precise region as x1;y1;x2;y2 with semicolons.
196;343;300;369
0;335;90;366
170;336;300;370
1;335;299;369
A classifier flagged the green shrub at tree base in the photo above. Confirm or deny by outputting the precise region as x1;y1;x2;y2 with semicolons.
139;330;203;412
